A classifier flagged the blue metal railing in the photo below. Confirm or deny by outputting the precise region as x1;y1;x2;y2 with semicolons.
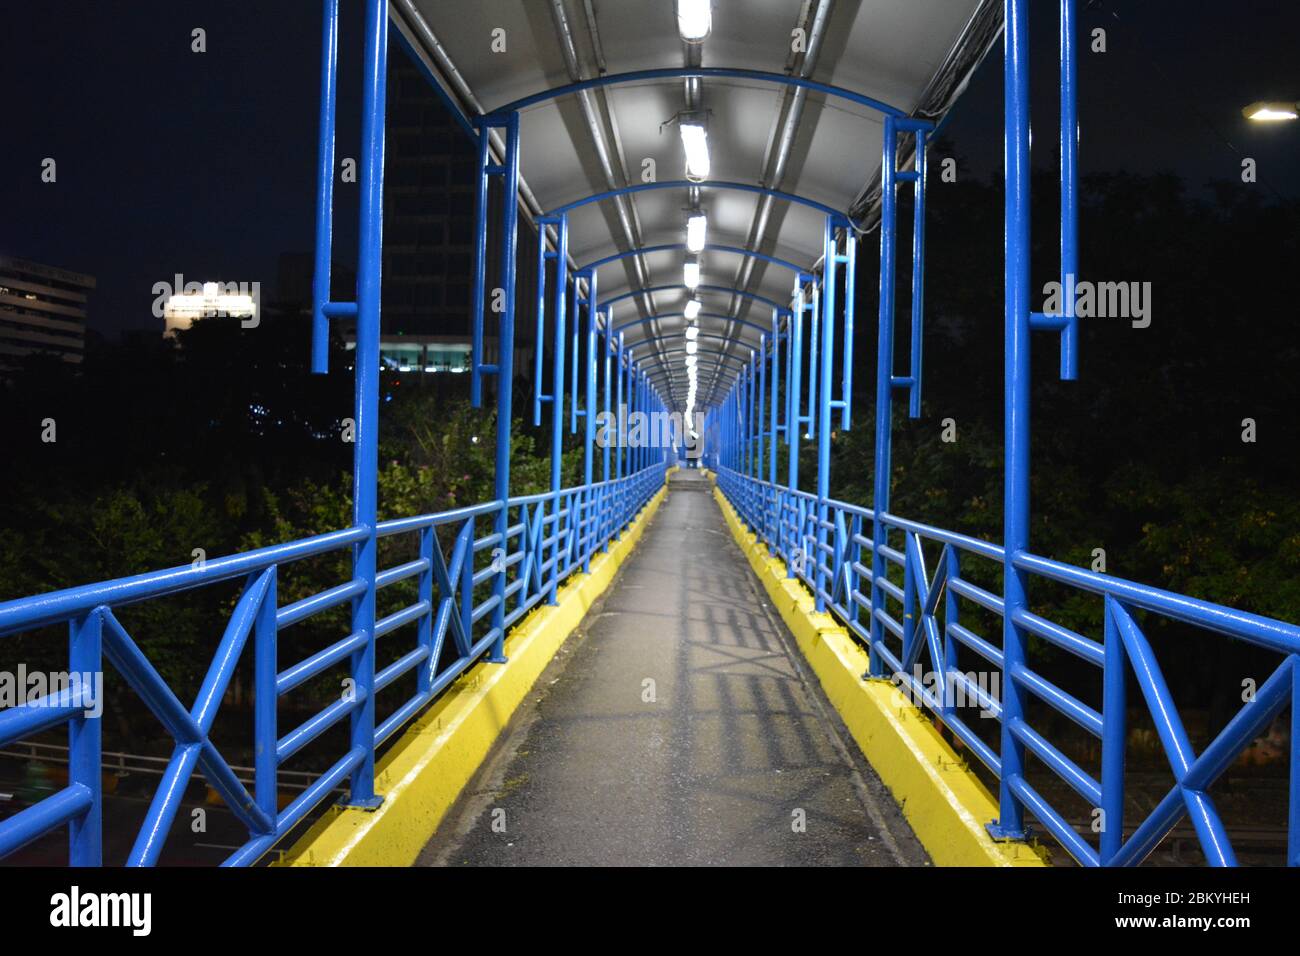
716;466;1300;867
0;464;667;866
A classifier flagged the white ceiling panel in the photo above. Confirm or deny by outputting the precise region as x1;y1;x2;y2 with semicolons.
405;0;988;404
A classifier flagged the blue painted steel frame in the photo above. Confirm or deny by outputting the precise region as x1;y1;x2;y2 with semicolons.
546;179;849;224
494;66;908;119
577;243;806;277
7;0;1295;872
0;0;672;868
600;283;791;316
714;463;1300;868
710;0;1300;868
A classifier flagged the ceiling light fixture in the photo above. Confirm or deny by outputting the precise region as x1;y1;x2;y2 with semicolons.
678;112;711;182
676;0;711;41
683;258;701;290
686;212;707;253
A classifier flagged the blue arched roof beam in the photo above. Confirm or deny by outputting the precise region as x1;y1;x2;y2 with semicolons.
492;67;912;121
600;284;790;315
629;329;763;350
611;310;774;341
578;243;807;276
546;180;850;226
654;346;748;366
643;361;748;397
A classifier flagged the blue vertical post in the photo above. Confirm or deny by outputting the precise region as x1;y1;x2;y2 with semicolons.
769;310;780;488
346;0;388;809
908;131;928;419
816;215;837;612
769;310;781;551
991;0;1031;840
806;281;819;440
1059;0;1079;381
757;332;767;536
625;348;634;478
469;122;491;408
533;217;552;427
254;568;278;826
602;312;612;483
786;288;803;575
636;366;644;473
749;354;757;480
616;333;625;482
738;360;747;485
548;216;568;603
744;358;753;480
1100;596;1127;864
489;111;521;663
581;272;597;572
310;0;341;375
460;517;474;649
943;548;960;707
601;309;612;549
624;356;634;476
867;115;898;679
1290;659;1300;866
583;277;597;486
840;221;857;430
787;277;806;497
570;279;583;434
68;609;102;865
416;530;434;694
749;357;757;480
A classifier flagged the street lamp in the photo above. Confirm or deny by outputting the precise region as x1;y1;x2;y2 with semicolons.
1242;100;1298;122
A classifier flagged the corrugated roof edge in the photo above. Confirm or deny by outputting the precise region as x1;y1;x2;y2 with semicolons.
849;0;1004;229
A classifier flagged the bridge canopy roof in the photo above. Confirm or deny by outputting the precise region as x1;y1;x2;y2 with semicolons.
397;0;994;405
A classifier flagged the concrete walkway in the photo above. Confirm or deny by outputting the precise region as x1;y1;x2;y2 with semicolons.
418;470;927;866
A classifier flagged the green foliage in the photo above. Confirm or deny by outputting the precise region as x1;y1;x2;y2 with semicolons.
1;167;1297;734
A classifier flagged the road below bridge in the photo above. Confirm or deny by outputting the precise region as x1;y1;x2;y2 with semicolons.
420;470;927;867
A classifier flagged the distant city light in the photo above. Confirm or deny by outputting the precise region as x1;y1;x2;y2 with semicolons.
1243;100;1298;121
163;280;257;337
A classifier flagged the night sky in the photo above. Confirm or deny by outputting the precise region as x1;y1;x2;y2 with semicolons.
2;1;1298;339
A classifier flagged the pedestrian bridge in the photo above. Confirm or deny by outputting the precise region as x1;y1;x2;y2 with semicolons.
1;0;1297;868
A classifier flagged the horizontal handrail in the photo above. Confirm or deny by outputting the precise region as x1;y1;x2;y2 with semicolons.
0;526;369;637
715;465;1300;868
0;462;669;866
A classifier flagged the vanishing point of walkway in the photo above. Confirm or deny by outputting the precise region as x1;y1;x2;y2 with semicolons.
419;470;927;866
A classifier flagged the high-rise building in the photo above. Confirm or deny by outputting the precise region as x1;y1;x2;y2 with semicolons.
0;255;94;367
369;57;535;375
378;56;478;373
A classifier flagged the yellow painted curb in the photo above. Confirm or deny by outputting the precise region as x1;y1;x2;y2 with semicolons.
277;483;670;867
712;485;1048;867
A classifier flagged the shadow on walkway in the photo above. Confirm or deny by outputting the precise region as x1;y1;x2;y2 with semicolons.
419;470;928;866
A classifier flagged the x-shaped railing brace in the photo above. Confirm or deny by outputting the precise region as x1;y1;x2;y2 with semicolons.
100;568;275;866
